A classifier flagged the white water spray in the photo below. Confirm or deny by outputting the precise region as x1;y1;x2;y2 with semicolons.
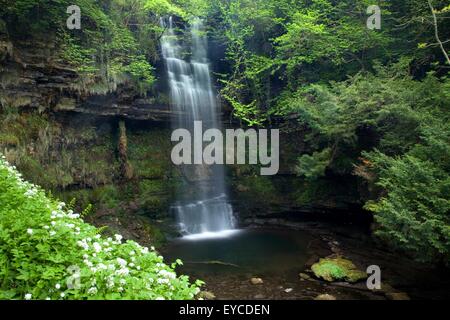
160;17;236;236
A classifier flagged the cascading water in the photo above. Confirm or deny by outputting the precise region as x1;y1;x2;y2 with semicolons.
160;17;236;237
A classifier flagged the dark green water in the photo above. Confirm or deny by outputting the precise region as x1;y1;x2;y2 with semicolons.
162;226;450;300
163;228;312;276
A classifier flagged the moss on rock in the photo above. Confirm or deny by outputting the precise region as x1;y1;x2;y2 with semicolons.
311;257;366;283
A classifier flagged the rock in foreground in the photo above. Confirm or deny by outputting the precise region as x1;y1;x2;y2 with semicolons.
311;257;366;283
314;294;337;300
250;277;264;285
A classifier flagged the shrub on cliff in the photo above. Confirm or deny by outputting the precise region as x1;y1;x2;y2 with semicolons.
277;64;450;264
0;155;202;300
364;117;450;264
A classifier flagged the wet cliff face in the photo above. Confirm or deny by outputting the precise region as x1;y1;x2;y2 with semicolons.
0;37;182;244
0;37;364;241
0;38;172;121
227;128;363;221
0;105;179;245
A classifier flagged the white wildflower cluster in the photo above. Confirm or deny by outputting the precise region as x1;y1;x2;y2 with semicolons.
24;187;38;198
158;269;176;280
87;287;98;295
114;234;123;244
1;155;202;300
1;156;40;200
71;235;186;296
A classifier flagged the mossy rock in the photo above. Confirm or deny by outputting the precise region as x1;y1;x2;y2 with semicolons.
311;257;366;283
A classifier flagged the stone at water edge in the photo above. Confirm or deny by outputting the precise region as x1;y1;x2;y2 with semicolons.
381;284;410;300
284;288;293;293
305;255;319;268
385;292;410;300
314;294;337;300
236;184;250;192
198;291;216;300
299;272;313;281
250;277;264;285
311;257;367;283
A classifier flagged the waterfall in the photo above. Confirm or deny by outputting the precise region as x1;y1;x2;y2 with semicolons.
160;17;236;237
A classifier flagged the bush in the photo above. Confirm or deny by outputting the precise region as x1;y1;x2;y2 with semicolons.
0;155;202;300
364;119;450;264
278;64;450;263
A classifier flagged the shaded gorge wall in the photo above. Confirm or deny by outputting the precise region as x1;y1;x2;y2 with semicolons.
0;107;367;243
0;109;178;245
0;34;368;247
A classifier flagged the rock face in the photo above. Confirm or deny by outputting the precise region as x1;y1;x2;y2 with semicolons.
0;39;172;121
311;257;367;283
0;37;365;228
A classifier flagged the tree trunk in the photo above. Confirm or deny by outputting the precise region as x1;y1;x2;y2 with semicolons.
118;120;133;181
428;0;450;65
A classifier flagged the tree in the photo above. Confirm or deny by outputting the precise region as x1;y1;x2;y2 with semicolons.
427;0;450;64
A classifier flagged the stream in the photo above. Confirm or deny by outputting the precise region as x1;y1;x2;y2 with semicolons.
162;222;450;300
164;228;311;275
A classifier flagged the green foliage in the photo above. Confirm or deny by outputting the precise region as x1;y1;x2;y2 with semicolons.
81;204;93;219
60;35;98;75
0;110;121;190
2;0;449;266
297;148;331;180
277;62;449;176
203;0;449;126
125;57;156;94
205;0;394;122
274;1;391;85
0;155;202;300
278;62;450;263
138;180;170;218
145;0;185;17
0;0;71;33
222;94;264;126
128;129;172;179
1;0;166;93
210;0;285;124
240;176;277;200
364;116;450;264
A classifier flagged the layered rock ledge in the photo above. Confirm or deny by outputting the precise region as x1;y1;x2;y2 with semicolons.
0;39;173;121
